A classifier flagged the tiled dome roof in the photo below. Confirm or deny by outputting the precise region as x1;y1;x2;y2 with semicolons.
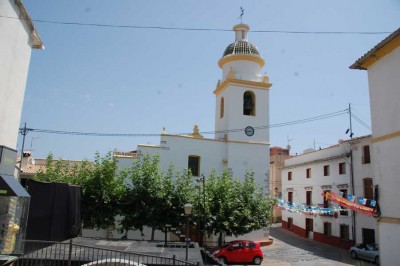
223;41;260;57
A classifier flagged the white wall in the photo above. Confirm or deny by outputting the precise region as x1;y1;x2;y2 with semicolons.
215;84;269;143
222;61;262;82
368;47;400;138
0;1;34;149
367;45;400;266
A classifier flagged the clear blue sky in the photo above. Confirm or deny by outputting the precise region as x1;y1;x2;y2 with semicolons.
18;0;400;160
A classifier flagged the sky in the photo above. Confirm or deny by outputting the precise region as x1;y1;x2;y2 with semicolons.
17;0;400;160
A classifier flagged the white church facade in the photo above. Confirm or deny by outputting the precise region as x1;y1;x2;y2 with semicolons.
137;24;271;195
97;23;273;241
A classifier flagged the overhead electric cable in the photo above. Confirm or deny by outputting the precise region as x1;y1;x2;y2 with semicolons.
351;113;372;130
0;15;392;35
20;109;348;137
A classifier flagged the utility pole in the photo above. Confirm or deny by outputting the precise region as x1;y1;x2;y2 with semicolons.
18;123;29;182
349;103;354;138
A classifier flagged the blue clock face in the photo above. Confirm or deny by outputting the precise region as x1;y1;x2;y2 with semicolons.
245;126;254;136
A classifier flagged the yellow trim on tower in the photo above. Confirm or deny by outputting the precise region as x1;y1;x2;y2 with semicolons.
218;55;265;68
161;133;270;146
376;217;400;224
213;78;271;95
233;24;250;31
356;35;400;69
371;130;400;143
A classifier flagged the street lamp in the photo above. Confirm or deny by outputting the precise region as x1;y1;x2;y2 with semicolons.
164;224;171;247
183;203;193;261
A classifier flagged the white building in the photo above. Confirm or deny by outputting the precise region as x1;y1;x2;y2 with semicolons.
113;24;272;241
0;0;43;156
138;24;270;190
0;0;43;255
350;27;400;266
281;136;378;250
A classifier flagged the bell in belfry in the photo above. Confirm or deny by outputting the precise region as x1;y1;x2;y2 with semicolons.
243;93;254;115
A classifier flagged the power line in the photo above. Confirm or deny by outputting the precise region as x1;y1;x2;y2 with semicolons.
0;15;392;35
20;109;348;137
351;113;371;130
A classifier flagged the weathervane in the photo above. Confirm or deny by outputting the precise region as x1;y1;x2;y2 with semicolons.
238;7;244;23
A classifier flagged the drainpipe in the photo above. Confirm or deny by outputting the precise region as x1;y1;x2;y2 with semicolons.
348;104;356;244
349;148;356;244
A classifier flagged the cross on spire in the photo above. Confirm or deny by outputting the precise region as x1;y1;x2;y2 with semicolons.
238;7;244;23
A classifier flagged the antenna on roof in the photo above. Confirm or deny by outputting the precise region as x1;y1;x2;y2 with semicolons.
287;135;294;151
238;7;244;23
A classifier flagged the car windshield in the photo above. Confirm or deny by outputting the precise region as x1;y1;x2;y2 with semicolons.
221;241;240;248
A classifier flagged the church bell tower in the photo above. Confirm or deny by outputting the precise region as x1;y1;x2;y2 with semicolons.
214;24;271;144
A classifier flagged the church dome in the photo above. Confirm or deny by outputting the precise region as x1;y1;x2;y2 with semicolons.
222;41;260;57
218;24;264;68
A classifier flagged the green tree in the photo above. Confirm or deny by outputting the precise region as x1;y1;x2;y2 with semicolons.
34;152;125;230
206;170;274;245
119;154;164;238
119;156;197;239
80;152;125;230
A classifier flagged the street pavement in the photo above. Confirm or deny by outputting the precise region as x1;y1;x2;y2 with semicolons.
262;225;374;266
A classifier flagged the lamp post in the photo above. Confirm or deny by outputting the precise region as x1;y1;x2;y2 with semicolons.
164;224;171;247
183;203;193;261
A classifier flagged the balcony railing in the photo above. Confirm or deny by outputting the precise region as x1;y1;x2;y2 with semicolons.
4;239;199;266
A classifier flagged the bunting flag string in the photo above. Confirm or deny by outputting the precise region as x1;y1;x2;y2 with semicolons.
323;191;375;216
276;191;377;217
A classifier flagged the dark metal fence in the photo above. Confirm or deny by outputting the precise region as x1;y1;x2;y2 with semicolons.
5;239;200;266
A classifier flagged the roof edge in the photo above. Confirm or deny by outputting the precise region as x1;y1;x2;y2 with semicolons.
15;0;44;49
350;27;400;70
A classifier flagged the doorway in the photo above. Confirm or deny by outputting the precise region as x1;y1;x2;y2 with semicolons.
305;218;313;239
362;228;375;244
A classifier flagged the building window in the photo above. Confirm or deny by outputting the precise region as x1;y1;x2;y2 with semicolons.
323;165;330;176
363;178;373;199
339;162;346;175
362;145;371;164
306;168;311;178
243;91;255;116
188;155;200;177
288;191;293;204
340;189;348;216
306;191;312;207
340;224;350;240
323;190;330;208
220;97;224;118
288;171;292;181
324;222;332;236
288;218;293;229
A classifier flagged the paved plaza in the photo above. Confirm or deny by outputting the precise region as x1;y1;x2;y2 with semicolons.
262;225;374;266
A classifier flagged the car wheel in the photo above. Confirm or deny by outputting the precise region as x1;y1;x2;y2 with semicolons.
351;251;357;259
219;256;227;265
253;256;262;265
375;256;380;265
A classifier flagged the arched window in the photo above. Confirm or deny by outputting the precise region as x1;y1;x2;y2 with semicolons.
220;97;224;118
243;91;255;116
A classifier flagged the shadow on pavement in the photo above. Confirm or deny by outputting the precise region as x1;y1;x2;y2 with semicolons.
267;225;367;265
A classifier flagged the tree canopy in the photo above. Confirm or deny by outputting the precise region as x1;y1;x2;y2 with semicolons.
33;152;275;241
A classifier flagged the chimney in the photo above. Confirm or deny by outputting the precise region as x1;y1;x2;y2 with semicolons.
20;151;32;171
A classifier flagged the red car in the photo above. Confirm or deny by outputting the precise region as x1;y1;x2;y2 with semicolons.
212;240;264;265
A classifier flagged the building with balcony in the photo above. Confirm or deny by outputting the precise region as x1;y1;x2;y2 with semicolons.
281;136;378;249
